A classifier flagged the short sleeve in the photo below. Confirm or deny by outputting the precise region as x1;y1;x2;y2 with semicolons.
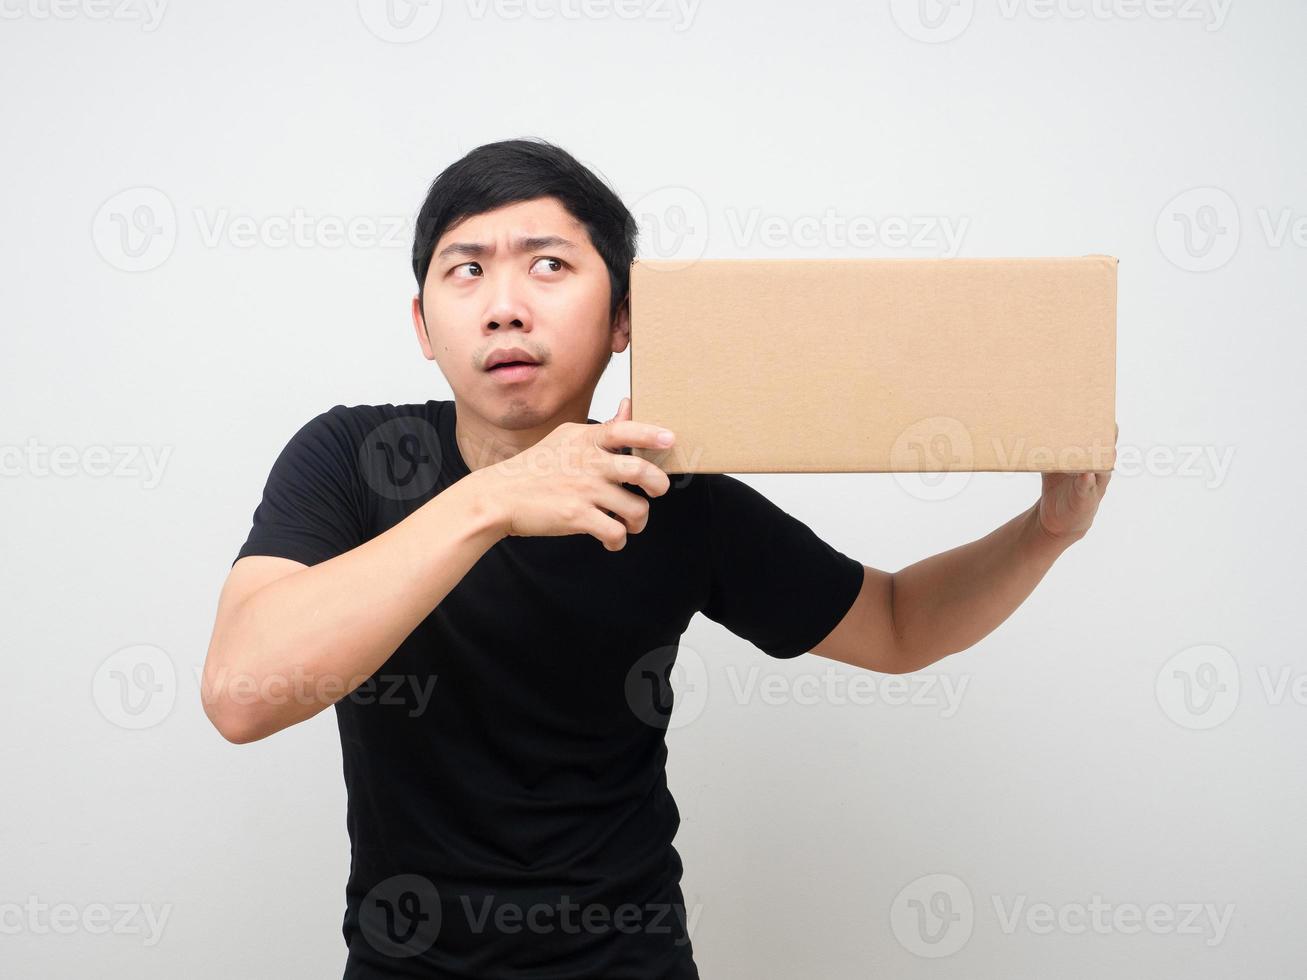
233;406;367;568
699;474;865;659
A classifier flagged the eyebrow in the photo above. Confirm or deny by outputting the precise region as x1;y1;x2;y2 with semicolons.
435;235;580;262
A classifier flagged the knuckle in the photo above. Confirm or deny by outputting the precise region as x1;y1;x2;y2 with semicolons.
646;464;671;494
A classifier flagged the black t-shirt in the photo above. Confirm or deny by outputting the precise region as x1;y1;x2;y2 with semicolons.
233;399;864;979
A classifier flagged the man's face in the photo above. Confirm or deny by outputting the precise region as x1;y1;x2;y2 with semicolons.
411;196;629;429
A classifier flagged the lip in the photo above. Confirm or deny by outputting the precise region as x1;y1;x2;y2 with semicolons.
484;347;541;370
486;362;540;384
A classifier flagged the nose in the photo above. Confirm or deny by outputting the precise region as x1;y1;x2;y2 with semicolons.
483;271;532;335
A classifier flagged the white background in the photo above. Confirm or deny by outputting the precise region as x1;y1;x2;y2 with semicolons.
2;0;1303;976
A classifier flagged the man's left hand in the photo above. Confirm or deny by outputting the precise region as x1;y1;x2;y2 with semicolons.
1036;423;1117;544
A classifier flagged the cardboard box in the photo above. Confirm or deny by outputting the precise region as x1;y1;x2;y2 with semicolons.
629;257;1117;474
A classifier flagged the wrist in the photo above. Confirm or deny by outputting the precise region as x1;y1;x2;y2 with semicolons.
452;467;511;544
1026;502;1082;554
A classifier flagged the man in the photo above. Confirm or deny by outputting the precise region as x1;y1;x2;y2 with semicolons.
201;138;1112;978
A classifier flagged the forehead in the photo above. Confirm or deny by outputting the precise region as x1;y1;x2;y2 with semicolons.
437;196;589;249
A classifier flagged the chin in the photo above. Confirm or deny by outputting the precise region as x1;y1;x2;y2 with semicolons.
484;391;555;429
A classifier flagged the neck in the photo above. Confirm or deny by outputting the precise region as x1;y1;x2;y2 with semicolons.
453;395;594;471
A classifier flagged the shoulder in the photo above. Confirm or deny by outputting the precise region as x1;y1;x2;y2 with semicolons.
266;400;448;481
290;399;447;450
306;399;445;431
697;471;766;509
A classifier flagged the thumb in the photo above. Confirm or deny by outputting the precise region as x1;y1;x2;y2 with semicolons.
610;396;631;423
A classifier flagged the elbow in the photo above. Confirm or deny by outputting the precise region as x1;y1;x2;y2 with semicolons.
200;661;273;745
204;697;269;745
216;718;266;746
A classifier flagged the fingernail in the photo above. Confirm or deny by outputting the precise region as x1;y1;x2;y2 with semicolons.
657;430;674;446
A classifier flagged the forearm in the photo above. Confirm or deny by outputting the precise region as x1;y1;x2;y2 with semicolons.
890;501;1075;672
203;470;504;741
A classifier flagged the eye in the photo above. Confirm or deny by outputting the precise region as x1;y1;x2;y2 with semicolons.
451;261;482;279
530;256;565;275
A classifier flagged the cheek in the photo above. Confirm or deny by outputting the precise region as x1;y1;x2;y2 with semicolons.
546;279;610;328
423;324;470;370
422;299;466;350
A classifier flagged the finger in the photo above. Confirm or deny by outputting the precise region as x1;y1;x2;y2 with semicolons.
604;452;672;497
593;483;652;534
579;508;628;551
597;418;676;454
607;398;634;455
1079;472;1105;497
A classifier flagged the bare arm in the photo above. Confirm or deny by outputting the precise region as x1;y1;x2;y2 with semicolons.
202;401;674;744
812;467;1114;674
201;470;503;743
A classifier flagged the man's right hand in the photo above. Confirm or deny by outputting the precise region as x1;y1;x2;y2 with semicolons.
477;397;675;552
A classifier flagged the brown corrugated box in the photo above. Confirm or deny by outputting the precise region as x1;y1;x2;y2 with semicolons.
629;257;1117;474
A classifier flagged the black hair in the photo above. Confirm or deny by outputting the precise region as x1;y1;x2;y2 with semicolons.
412;138;638;322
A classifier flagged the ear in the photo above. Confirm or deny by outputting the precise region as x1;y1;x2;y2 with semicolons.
411;295;436;361
610;296;630;355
